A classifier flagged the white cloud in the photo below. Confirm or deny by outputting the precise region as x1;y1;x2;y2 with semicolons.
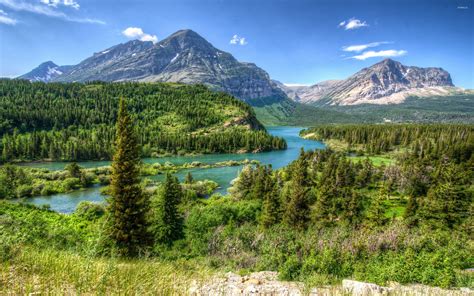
0;8;16;25
350;49;407;60
338;18;368;30
40;0;79;10
342;41;392;52
0;0;104;24
122;27;158;44
230;34;247;45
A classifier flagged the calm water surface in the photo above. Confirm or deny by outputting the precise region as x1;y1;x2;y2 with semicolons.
18;127;324;213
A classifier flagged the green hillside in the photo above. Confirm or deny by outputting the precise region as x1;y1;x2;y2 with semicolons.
0;80;286;162
255;94;474;126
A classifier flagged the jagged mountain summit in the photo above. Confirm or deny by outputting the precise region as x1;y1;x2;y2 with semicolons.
282;59;462;105
18;61;72;82
20;29;287;105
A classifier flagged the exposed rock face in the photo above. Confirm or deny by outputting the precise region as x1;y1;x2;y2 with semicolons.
279;59;457;106
18;61;72;82
189;272;473;296
20;30;287;105
292;80;341;103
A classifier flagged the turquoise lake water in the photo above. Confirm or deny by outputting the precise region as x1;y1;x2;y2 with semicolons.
17;127;324;213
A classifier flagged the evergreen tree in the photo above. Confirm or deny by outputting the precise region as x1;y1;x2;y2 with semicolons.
283;158;310;229
185;172;194;184
229;165;254;200
312;184;337;227
259;171;281;228
65;162;82;178
150;173;183;245
106;98;150;257
341;189;363;225
404;195;420;227
366;187;388;227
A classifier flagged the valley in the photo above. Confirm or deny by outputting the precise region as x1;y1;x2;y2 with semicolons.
13;126;324;213
0;2;472;292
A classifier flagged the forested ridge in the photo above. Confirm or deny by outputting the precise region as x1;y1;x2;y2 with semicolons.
301;124;473;158
0;80;286;162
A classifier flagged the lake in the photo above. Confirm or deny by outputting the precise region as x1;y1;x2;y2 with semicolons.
18;127;324;213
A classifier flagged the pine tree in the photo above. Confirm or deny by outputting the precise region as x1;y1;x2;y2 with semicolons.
106;98;150;257
229;165;254;200
185;172;194;184
404;195;419;227
283;158;310;229
259;171;281;229
65;162;82;178
312;184;336;227
366;187;388;227
342;189;363;225
150;173;183;245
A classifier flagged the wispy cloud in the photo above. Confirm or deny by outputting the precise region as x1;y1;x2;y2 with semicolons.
0;0;105;24
230;34;247;45
338;18;368;30
342;41;392;52
350;49;407;60
40;0;79;10
0;8;16;25
122;27;158;44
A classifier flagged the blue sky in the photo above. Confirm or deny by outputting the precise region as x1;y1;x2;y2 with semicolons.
0;0;473;88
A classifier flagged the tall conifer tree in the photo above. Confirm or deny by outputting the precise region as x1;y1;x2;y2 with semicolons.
151;173;183;245
107;98;150;257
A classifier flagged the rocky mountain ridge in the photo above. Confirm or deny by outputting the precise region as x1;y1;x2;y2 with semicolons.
19;61;72;82
281;59;462;105
19;30;286;106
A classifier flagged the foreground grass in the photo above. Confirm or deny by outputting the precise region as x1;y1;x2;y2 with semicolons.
0;247;211;294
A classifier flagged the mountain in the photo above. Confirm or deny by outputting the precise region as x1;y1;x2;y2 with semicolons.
18;61;72;82
20;30;287;106
281;59;462;106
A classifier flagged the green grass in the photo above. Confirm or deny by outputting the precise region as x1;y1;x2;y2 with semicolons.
1;247;211;294
383;198;407;218
350;155;395;166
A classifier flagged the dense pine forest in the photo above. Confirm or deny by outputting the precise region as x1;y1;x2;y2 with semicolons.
1;122;473;293
0;80;286;162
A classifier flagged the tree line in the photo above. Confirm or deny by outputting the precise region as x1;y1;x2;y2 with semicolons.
302;124;473;162
0;80;286;162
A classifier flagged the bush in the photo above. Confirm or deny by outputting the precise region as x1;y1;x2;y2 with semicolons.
279;255;302;280
75;201;106;221
16;184;33;198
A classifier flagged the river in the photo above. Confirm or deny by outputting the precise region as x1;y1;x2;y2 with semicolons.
18;127;324;213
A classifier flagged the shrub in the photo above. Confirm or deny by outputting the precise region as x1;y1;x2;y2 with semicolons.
75;201;106;221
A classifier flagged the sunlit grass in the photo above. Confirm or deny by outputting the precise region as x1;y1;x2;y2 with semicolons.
350;155;395;166
0;246;212;295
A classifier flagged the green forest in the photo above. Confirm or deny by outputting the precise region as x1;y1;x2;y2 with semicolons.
1;115;472;293
0;80;286;162
0;80;472;294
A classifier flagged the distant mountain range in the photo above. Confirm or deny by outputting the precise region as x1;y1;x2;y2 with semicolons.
19;61;72;83
280;59;471;106
19;29;286;106
19;29;472;115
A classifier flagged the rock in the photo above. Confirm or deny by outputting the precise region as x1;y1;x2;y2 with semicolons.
21;30;288;106
190;273;473;296
244;278;261;285
342;280;390;295
278;58;461;106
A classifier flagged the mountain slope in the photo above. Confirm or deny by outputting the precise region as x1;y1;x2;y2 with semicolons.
0;80;286;161
18;61;72;82
22;30;287;106
280;59;462;106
